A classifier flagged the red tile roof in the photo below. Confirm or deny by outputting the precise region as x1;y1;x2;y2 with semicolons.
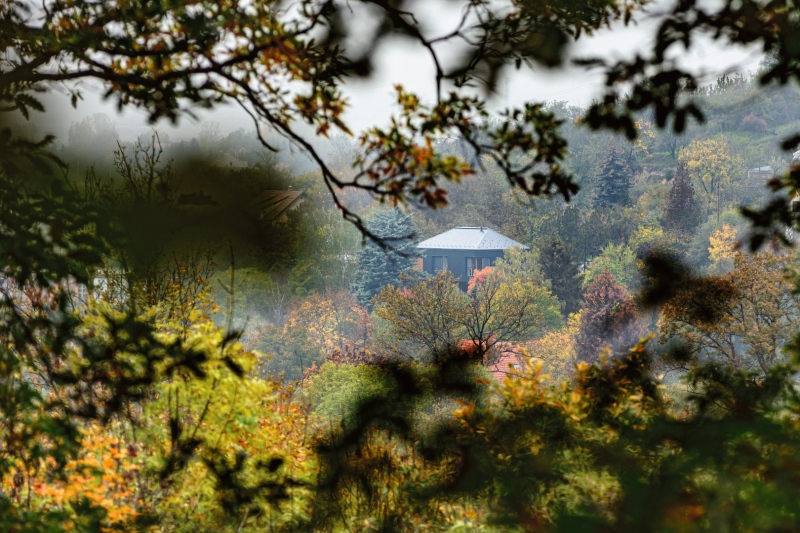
457;340;523;382
487;344;524;382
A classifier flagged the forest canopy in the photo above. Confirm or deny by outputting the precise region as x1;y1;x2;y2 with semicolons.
3;0;800;237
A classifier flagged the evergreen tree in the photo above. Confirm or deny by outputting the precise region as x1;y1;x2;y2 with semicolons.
556;204;581;252
664;162;703;236
352;209;418;307
593;137;631;208
539;237;582;316
575;268;638;363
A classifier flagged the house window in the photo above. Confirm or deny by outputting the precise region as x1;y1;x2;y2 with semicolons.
432;256;448;272
76;283;88;304
466;257;491;276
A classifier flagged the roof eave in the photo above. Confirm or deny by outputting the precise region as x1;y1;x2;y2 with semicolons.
416;245;530;251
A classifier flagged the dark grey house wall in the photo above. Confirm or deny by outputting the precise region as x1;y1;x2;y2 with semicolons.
420;249;505;290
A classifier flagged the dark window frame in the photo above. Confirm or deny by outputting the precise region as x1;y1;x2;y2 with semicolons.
432;255;448;272
466;256;491;276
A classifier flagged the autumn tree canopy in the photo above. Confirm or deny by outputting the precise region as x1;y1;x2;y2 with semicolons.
575;268;639;363
374;258;560;362
661;250;800;375
373;271;468;360
463;265;562;360
678;139;744;217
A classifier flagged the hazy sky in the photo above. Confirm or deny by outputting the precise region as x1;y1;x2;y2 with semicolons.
34;0;763;144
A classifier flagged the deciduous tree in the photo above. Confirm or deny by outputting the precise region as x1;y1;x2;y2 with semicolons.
463;265;562;361
285;289;370;356
661;250;800;375
678;139;744;217
375;262;561;363
708;223;739;274
525;311;581;382
575;269;638;363
373;271;466;360
582;242;638;290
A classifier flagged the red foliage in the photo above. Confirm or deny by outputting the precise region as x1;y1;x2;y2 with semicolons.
740;113;767;132
575;268;639;363
467;266;494;293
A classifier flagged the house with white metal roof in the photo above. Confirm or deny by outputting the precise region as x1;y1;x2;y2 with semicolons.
416;227;529;290
746;165;775;181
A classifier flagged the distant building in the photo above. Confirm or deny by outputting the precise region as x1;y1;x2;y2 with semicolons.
457;339;524;382
787;193;800;243
741;165;777;205
416;227;528;291
486;346;524;382
216;153;248;169
252;189;305;224
0;273;120;311
746;165;775;182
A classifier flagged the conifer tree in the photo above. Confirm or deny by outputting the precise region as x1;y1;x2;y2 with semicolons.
352;209;418;307
593;137;631;208
664;162;703;236
539;237;582;316
575;268;638;363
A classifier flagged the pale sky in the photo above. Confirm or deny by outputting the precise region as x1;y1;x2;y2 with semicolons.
32;0;764;144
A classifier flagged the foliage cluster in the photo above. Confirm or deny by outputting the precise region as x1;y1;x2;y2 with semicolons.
374;253;562;363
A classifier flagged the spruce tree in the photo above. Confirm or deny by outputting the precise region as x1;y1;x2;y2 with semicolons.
664;162;703;236
594;137;631;208
352;209;418;307
539;237;582;316
557;205;581;252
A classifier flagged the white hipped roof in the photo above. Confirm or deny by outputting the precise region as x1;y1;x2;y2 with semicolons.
416;227;529;251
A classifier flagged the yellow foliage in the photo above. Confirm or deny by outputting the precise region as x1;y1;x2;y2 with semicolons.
708;223;738;273
628;225;664;253
523;312;580;383
678;138;743;215
633;119;656;157
1;302;316;532
285;289;369;356
139;317;315;531
662;249;799;373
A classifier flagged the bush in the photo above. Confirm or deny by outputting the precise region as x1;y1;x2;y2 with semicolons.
740;113;768;132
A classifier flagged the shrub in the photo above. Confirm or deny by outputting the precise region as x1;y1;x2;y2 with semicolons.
740;113;768;132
